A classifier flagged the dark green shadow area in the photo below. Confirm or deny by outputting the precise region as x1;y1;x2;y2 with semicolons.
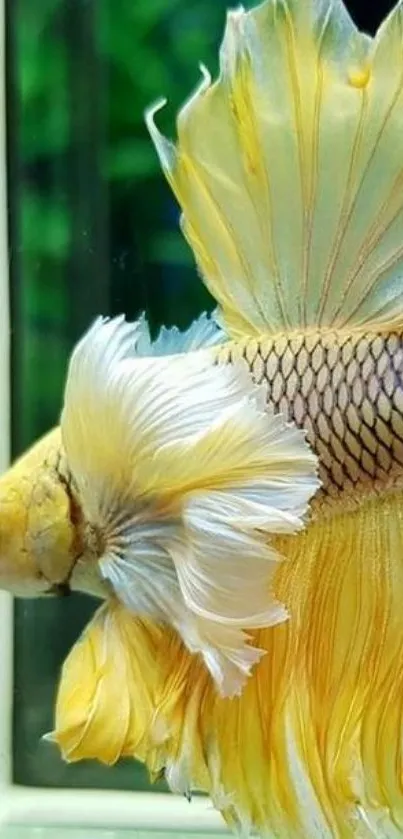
7;0;237;790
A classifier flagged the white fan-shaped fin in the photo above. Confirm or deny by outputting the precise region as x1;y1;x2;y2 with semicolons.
62;316;319;695
147;0;403;336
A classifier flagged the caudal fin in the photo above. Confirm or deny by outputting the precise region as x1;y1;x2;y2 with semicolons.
147;0;403;339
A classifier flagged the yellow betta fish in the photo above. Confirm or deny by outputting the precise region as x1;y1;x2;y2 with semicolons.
3;0;403;835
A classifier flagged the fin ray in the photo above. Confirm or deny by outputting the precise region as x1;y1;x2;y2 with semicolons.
147;0;403;337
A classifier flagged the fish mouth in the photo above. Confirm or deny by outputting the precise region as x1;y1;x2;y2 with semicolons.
46;581;72;597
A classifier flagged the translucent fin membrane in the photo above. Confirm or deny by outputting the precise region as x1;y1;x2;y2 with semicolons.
147;0;403;338
132;310;226;356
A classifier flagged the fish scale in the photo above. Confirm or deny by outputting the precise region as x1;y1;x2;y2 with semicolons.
217;331;403;508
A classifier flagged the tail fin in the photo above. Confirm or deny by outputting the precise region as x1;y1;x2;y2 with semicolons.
147;0;403;339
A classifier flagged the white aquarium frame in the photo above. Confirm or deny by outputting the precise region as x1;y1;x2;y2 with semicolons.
0;1;226;835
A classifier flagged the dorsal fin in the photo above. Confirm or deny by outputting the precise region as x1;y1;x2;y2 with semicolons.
147;0;403;338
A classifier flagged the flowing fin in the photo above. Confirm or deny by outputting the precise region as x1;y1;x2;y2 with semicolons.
51;600;162;764
147;0;403;337
61;316;319;695
53;493;403;837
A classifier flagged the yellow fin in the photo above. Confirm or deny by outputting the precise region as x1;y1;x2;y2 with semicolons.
53;492;403;836
147;0;403;338
51;600;162;765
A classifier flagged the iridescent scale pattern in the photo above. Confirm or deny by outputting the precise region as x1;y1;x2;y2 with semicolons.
217;332;403;506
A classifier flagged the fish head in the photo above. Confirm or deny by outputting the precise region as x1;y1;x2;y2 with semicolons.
0;428;76;597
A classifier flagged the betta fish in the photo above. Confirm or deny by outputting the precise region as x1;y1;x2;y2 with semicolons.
2;0;403;836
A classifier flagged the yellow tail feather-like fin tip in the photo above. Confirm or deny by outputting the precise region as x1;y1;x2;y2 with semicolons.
147;0;403;338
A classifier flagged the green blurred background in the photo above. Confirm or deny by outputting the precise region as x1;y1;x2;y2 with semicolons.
6;0;392;796
7;0;229;791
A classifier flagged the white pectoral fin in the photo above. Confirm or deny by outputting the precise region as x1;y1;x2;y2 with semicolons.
61;316;319;696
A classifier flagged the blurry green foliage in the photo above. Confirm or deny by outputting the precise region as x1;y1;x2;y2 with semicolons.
13;0;230;451
11;0;231;794
22;194;70;258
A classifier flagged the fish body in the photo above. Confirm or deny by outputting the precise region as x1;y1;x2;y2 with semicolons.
218;329;403;508
2;0;403;836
